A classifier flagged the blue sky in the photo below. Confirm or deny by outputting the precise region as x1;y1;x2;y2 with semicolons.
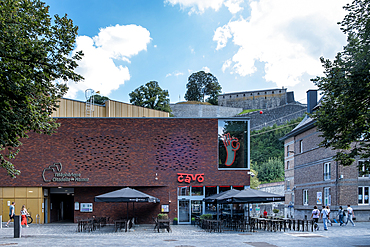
45;0;348;104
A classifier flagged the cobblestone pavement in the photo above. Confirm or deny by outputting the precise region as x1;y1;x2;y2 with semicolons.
1;222;370;247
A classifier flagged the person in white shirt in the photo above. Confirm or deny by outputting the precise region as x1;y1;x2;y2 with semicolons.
311;206;320;230
345;205;355;226
326;206;333;226
320;206;329;230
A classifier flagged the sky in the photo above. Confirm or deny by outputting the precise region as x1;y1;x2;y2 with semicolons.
45;0;349;104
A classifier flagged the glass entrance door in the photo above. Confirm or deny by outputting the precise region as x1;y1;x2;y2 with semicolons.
178;200;190;224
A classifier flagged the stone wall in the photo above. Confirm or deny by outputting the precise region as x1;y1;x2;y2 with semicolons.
218;88;295;110
237;103;307;131
170;104;243;118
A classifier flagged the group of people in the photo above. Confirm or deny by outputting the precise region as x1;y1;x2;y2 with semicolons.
5;202;30;228
311;204;355;230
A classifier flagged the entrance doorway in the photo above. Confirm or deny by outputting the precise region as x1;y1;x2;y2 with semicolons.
178;199;203;224
49;188;74;223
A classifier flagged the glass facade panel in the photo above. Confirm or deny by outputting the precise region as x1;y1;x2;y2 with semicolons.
178;186;190;196
365;187;369;204
218;119;249;169
191;187;203;196
191;200;202;219
358;187;363;204
205;187;217;197
219;186;231;193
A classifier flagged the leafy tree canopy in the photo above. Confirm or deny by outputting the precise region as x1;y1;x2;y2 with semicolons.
129;81;171;113
88;95;109;105
0;0;83;177
253;158;284;183
184;71;222;105
250;117;303;183
311;0;370;173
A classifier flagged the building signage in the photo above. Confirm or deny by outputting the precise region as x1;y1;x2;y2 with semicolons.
42;163;89;183
80;203;93;212
317;192;322;204
177;173;204;183
221;133;240;166
218;119;249;169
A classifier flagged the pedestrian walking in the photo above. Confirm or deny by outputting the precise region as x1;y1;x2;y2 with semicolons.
345;205;355;226
320;205;329;230
326;206;333;226
337;206;344;226
20;205;29;227
311;206;320;230
5;202;15;227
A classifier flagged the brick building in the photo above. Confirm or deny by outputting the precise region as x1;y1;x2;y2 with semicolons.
281;90;370;221
0;111;250;224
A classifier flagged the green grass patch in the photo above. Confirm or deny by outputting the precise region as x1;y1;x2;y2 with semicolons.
238;109;261;115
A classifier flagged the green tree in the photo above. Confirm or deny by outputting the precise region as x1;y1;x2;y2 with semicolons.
250;168;261;189
0;0;83;177
250;117;303;165
311;0;370;173
129;81;171;113
88;95;109;105
184;71;222;105
255;158;284;183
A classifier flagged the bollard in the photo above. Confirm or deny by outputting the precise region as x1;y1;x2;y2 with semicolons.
0;215;2;229
14;215;21;238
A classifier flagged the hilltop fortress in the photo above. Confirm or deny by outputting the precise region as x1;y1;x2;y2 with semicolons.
218;88;295;110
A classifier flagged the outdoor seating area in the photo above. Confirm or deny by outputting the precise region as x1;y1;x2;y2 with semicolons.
77;217;109;232
195;213;314;233
250;217;314;232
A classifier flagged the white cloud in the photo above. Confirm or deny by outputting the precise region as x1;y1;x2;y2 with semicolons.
202;66;211;73
165;0;242;14
166;71;184;77
65;24;151;99
214;0;348;88
224;0;244;14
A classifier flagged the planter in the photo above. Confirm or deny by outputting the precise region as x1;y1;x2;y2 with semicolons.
173;220;178;225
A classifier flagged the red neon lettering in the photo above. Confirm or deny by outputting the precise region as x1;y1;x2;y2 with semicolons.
177;173;204;183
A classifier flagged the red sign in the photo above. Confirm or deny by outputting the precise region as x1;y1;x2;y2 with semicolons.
177;173;204;183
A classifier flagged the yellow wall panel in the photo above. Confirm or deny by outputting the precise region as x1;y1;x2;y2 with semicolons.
0;188;2;198
15;199;27;214
14;187;27;198
3;187;14;198
26;199;40;220
27;187;39;198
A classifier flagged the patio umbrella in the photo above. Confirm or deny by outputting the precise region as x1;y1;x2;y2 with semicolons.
203;189;241;220
217;188;284;204
203;189;240;203
94;187;160;220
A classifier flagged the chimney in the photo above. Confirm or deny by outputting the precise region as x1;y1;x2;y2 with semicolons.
306;90;317;114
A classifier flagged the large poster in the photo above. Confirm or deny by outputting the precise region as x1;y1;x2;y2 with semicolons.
218;119;249;169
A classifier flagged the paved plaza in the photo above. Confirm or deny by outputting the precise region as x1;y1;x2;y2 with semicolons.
1;222;370;247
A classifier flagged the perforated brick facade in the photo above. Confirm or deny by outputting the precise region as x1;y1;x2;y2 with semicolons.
0;118;250;223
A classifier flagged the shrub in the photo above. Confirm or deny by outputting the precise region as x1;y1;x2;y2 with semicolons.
199;214;213;220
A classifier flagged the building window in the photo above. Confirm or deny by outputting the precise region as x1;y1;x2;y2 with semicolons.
286;180;290;191
287;145;290;157
358;160;370;177
299;140;303;153
287;161;290;170
324;187;331;206
303;190;308;205
324;163;331;180
358;186;369;204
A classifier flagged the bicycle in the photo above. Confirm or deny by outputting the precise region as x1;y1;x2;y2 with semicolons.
27;209;33;224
